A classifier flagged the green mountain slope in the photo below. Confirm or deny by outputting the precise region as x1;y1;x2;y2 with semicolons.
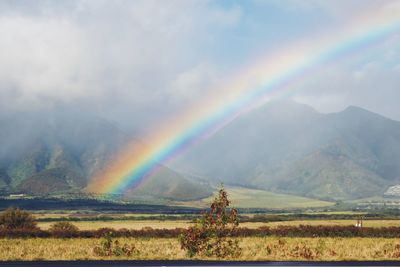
0;110;212;200
254;146;386;200
171;100;400;200
3;101;400;202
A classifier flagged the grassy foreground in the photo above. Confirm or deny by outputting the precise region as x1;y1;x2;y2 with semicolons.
1;237;400;261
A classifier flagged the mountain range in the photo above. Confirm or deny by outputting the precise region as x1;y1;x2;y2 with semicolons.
170;100;400;200
1;100;400;202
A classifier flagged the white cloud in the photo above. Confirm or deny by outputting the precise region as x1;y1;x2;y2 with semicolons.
168;62;221;102
353;62;377;82
1;0;399;128
259;0;398;19
294;54;400;120
0;0;242;123
0;16;87;108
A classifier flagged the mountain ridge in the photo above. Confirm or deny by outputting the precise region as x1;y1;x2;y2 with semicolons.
1;101;400;201
170;100;400;200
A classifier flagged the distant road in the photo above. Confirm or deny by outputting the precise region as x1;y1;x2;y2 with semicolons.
1;261;400;267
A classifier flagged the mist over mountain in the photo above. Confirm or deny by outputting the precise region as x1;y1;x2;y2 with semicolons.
0;109;211;201
1;100;400;201
171;100;400;200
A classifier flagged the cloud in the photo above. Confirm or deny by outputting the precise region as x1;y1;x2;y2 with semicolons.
287;0;400;121
0;15;86;108
263;0;396;15
293;49;400;120
0;0;244;129
167;62;222;102
0;0;399;132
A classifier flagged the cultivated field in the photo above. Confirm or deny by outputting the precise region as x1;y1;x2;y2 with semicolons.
176;186;334;209
37;220;191;230
36;219;400;230
1;237;400;261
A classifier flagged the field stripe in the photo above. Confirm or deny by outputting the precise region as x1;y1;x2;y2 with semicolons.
1;261;400;267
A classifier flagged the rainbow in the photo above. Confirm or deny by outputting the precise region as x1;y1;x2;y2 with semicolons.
87;6;400;195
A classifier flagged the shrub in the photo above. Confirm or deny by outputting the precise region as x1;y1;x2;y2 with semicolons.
0;207;37;230
179;187;241;258
95;227;118;238
93;232;135;257
49;222;79;237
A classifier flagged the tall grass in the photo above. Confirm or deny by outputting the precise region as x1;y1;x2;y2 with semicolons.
36;219;400;231
4;225;400;238
1;237;400;261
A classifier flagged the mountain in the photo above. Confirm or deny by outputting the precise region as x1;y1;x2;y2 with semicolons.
2;101;400;202
170;100;400;200
0;110;212;201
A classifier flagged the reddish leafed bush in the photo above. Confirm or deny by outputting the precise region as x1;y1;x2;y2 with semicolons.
93;232;135;257
179;187;241;258
1;222;400;238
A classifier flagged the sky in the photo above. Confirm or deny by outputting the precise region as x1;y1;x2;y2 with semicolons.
0;0;399;133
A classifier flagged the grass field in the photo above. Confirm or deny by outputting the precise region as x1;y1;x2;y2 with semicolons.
265;220;400;228
38;220;192;230
1;237;400;261
37;219;400;230
175;186;334;209
33;213;186;221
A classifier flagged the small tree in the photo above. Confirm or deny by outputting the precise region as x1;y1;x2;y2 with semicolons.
0;207;37;230
179;187;241;258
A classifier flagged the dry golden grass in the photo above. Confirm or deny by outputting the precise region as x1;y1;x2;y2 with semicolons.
1;237;400;261
265;220;400;228
239;237;400;261
0;238;185;261
38;220;192;230
34;213;179;220
37;219;400;230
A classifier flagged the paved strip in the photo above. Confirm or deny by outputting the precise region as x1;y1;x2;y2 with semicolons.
0;261;400;267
